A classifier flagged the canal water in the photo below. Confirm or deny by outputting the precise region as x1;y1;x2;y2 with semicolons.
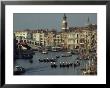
15;51;88;75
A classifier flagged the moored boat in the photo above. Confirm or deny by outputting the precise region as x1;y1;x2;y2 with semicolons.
67;51;71;54
22;54;33;59
14;66;25;75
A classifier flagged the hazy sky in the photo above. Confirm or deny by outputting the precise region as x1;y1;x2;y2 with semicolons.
13;13;97;32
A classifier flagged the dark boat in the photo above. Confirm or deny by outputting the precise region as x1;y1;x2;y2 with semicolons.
60;62;73;68
51;62;57;68
56;56;60;58
74;60;80;67
38;58;57;63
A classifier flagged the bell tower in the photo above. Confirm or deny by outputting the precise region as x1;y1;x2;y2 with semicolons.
61;14;68;32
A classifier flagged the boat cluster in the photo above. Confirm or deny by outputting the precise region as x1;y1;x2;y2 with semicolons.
50;62;73;68
38;58;58;63
50;61;80;68
61;54;72;57
59;62;73;68
38;56;81;68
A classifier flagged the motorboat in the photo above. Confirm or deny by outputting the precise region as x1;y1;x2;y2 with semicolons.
14;66;25;75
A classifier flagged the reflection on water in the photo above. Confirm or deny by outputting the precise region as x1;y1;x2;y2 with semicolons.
15;51;88;75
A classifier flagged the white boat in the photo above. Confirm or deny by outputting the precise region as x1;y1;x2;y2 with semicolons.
42;50;48;54
52;47;62;52
67;51;71;54
52;47;57;52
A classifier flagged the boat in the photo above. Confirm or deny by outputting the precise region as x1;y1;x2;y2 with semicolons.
52;47;57;52
51;62;57;68
56;55;60;58
42;50;48;54
51;47;62;52
74;60;80;67
67;51;71;54
14;66;25;75
38;58;57;63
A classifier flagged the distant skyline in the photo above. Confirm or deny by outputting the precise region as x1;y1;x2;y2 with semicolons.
13;13;97;32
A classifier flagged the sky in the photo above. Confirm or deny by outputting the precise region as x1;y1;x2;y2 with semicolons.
13;13;97;32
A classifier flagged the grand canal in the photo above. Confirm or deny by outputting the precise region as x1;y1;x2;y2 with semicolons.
14;51;89;75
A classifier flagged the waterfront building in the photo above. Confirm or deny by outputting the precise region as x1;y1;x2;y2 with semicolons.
61;32;68;50
32;30;41;46
26;30;34;46
14;30;28;39
45;30;56;47
54;32;62;47
67;28;77;50
90;29;97;52
39;30;46;46
14;14;97;53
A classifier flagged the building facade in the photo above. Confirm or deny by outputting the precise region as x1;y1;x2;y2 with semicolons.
14;31;28;39
14;14;97;52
